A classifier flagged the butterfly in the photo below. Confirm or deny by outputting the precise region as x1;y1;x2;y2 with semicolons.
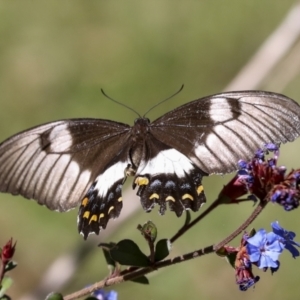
0;90;300;239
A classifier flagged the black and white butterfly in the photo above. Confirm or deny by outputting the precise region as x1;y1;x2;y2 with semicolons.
0;90;300;239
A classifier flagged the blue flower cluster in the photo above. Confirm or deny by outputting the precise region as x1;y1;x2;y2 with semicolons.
219;145;300;291
236;144;300;210
238;222;300;291
218;143;299;206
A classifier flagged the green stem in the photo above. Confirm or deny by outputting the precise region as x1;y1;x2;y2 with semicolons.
214;200;268;250
170;196;223;243
63;245;214;300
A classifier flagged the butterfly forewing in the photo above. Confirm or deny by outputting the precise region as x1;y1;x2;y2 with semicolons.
0;119;130;212
150;91;300;174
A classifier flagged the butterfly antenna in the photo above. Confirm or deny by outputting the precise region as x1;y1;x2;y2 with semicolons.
101;89;141;118
143;84;184;117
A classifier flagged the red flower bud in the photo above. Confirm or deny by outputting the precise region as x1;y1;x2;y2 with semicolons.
218;175;248;203
1;238;16;264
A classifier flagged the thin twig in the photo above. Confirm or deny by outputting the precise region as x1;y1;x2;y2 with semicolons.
214;201;267;251
63;245;214;300
170;197;223;243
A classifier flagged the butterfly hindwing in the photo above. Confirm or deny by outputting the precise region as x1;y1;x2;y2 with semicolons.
78;158;130;239
133;138;206;217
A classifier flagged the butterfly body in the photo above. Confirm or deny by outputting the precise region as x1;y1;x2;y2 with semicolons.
77;117;206;238
0;90;300;239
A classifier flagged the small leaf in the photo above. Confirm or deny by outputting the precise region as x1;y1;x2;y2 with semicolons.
129;275;149;284
225;252;237;269
0;277;13;297
217;193;233;204
0;295;11;300
110;239;150;267
154;239;171;262
215;246;228;257
98;242;116;250
45;292;64;300
248;228;256;238
216;247;237;268
184;211;191;226
99;242;117;268
4;261;17;272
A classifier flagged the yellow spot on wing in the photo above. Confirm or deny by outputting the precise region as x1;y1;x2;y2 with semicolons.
135;177;149;186
89;214;98;224
99;213;105;219
166;196;175;202
108;206;114;214
118;197;123;202
149;193;159;200
197;185;204;195
81;197;88;207
83;211;90;219
182;194;194;201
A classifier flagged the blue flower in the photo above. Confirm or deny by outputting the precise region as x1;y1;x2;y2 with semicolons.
238;160;248;169
264;143;279;152
270;188;299;211
293;171;300;182
92;289;118;300
246;229;283;269
254;149;265;161
271;221;300;258
239;276;260;291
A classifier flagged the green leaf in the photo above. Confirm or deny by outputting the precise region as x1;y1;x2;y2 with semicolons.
99;242;117;268
0;277;13;297
129;275;149;284
0;295;11;300
110;239;150;267
216;246;237;268
215;246;228;257
4;261;17;273
248;228;256;237
225;252;237;269
98;242;116;250
217;193;233;204
154;239;171;262
184;211;191;226
45;292;64;300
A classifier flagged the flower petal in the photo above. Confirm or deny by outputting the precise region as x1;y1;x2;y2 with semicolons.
247;229;266;247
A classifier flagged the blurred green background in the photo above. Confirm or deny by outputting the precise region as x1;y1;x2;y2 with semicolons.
1;1;300;299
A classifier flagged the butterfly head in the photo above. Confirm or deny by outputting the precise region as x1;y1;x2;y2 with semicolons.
131;118;151;141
